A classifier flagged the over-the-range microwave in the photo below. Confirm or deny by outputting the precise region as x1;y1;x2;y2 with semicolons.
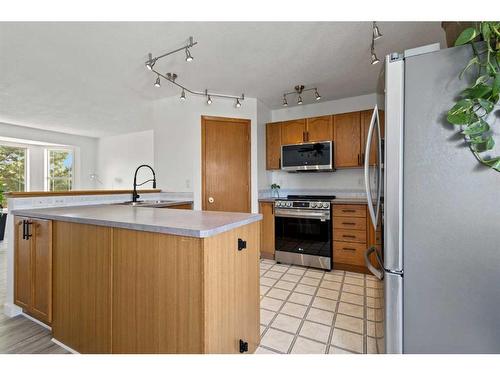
281;141;334;172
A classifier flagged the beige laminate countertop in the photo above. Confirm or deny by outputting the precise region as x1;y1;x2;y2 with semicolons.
11;204;262;238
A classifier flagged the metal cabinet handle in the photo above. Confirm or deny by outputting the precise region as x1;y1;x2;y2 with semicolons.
342;222;356;226
342;247;356;252
342;209;356;213
342;234;356;239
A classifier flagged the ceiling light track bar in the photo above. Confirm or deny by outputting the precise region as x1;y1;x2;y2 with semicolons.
146;37;197;66
151;68;244;101
146;36;245;105
283;87;318;96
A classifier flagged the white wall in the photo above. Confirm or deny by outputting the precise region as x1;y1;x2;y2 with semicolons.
0;122;98;190
257;100;272;190
97;130;154;189
268;93;379;193
152;95;259;212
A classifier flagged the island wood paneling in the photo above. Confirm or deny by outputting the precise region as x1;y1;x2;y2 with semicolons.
202;221;260;353
31;219;52;324
52;221;112;354
48;219;259;354
14;218;31;311
111;228;203;353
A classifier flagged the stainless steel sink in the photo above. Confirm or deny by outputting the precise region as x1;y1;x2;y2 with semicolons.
114;200;177;207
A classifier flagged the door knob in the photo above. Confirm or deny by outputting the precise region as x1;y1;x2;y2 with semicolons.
208;197;215;204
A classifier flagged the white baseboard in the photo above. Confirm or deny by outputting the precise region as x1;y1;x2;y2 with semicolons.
3;302;22;317
51;338;79;354
21;312;52;331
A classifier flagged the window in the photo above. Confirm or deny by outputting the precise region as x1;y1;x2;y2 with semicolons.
46;149;73;191
0;144;27;192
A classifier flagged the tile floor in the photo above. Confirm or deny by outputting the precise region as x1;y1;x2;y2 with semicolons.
256;259;384;354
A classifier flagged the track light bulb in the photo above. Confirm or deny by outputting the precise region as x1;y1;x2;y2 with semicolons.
373;22;383;41
371;51;380;65
235;98;241;108
180;89;186;100
154;76;161;87
185;48;193;62
146;58;156;71
207;95;212;105
297;95;303;105
283;96;288;107
315;90;321;101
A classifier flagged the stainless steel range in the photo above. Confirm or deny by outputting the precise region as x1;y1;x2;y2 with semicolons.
274;195;335;270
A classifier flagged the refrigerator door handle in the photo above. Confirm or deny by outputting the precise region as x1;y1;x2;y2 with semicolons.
364;246;384;280
364;105;381;231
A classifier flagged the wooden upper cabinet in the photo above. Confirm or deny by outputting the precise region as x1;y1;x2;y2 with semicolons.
306;115;333;142
281;119;306;145
334;111;362;168
266;122;282;170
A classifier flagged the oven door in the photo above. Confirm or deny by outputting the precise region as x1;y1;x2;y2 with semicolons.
274;208;332;270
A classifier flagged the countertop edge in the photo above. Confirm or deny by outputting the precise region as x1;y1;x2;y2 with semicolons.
11;207;262;238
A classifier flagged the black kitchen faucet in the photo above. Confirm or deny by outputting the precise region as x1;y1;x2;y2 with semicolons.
132;164;156;202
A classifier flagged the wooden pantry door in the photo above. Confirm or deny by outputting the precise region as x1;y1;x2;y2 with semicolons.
202;116;251;213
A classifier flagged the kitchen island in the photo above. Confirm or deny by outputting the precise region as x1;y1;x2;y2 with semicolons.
11;205;262;354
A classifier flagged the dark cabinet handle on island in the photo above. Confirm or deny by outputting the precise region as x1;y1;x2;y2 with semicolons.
238;238;247;251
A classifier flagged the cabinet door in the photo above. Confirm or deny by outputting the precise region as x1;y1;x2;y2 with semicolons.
14;217;31;310
266;122;282;170
281;119;306;145
306;115;333;142
259;202;275;258
334;112;362;168
31;219;52;324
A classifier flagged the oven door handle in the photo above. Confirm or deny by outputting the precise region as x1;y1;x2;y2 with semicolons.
274;211;330;221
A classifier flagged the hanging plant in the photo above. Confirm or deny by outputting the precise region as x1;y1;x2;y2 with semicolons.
447;21;500;171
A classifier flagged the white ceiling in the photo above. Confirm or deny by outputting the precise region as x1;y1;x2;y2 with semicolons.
0;22;445;137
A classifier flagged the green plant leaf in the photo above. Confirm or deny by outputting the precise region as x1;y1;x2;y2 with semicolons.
482;22;491;43
447;99;475;124
470;136;495;152
475;75;491;85
455;27;479;46
477;98;495;114
482;157;500;171
462;83;492;99
459;56;479;79
492;73;500;97
462;119;490;136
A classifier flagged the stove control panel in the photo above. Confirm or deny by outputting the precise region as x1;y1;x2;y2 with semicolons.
274;200;330;210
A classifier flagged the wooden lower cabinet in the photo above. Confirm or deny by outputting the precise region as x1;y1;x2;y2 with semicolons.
14;216;52;325
332;203;383;274
259;202;275;259
51;220;260;354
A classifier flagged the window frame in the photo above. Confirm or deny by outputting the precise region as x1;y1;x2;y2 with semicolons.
0;141;29;192
44;147;75;192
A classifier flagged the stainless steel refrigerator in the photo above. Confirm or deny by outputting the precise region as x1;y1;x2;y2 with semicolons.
364;43;500;354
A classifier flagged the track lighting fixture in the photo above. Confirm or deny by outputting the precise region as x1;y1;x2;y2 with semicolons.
185;48;193;62
370;22;382;65
371;49;380;65
282;85;320;106
154;76;161;87
145;36;244;106
372;22;383;41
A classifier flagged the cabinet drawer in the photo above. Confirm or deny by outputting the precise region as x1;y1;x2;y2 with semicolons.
333;216;366;231
334;229;366;243
333;241;366;266
333;204;366;218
